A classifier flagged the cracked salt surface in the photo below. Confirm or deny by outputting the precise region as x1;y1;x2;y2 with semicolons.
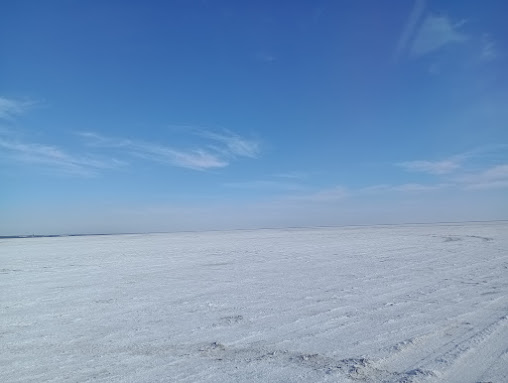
1;222;507;382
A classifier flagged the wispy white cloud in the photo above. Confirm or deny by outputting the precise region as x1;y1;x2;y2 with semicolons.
0;97;33;120
395;2;472;61
195;129;260;159
79;132;227;171
397;6;501;71
290;186;349;202
396;146;508;191
0;95;260;174
273;171;308;180
411;14;468;57
480;34;498;62
0;137;123;176
79;128;259;171
129;143;228;170
394;0;426;61
393;183;449;192
224;180;305;191
397;146;508;177
458;164;508;190
78;132;129;148
166;149;227;170
398;159;461;175
361;183;449;194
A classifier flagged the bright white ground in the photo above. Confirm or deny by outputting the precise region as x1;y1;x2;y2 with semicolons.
1;222;507;383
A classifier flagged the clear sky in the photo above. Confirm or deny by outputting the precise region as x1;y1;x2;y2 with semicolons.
1;0;507;235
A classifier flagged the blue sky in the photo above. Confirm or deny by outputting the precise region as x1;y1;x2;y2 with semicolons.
1;0;507;235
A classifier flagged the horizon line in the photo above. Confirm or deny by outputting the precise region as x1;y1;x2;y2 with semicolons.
2;219;507;240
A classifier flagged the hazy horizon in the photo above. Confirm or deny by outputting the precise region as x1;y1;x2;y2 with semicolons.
3;219;508;238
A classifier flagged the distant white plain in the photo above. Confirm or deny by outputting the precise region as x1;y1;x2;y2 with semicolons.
1;222;507;382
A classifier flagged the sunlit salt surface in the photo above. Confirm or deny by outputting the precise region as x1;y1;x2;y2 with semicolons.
1;222;507;382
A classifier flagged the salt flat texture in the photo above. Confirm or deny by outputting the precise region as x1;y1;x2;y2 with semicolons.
1;222;508;383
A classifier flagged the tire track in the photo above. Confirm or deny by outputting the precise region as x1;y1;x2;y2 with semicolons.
376;310;508;382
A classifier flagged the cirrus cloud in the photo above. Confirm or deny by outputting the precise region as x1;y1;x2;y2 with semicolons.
397;159;461;175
